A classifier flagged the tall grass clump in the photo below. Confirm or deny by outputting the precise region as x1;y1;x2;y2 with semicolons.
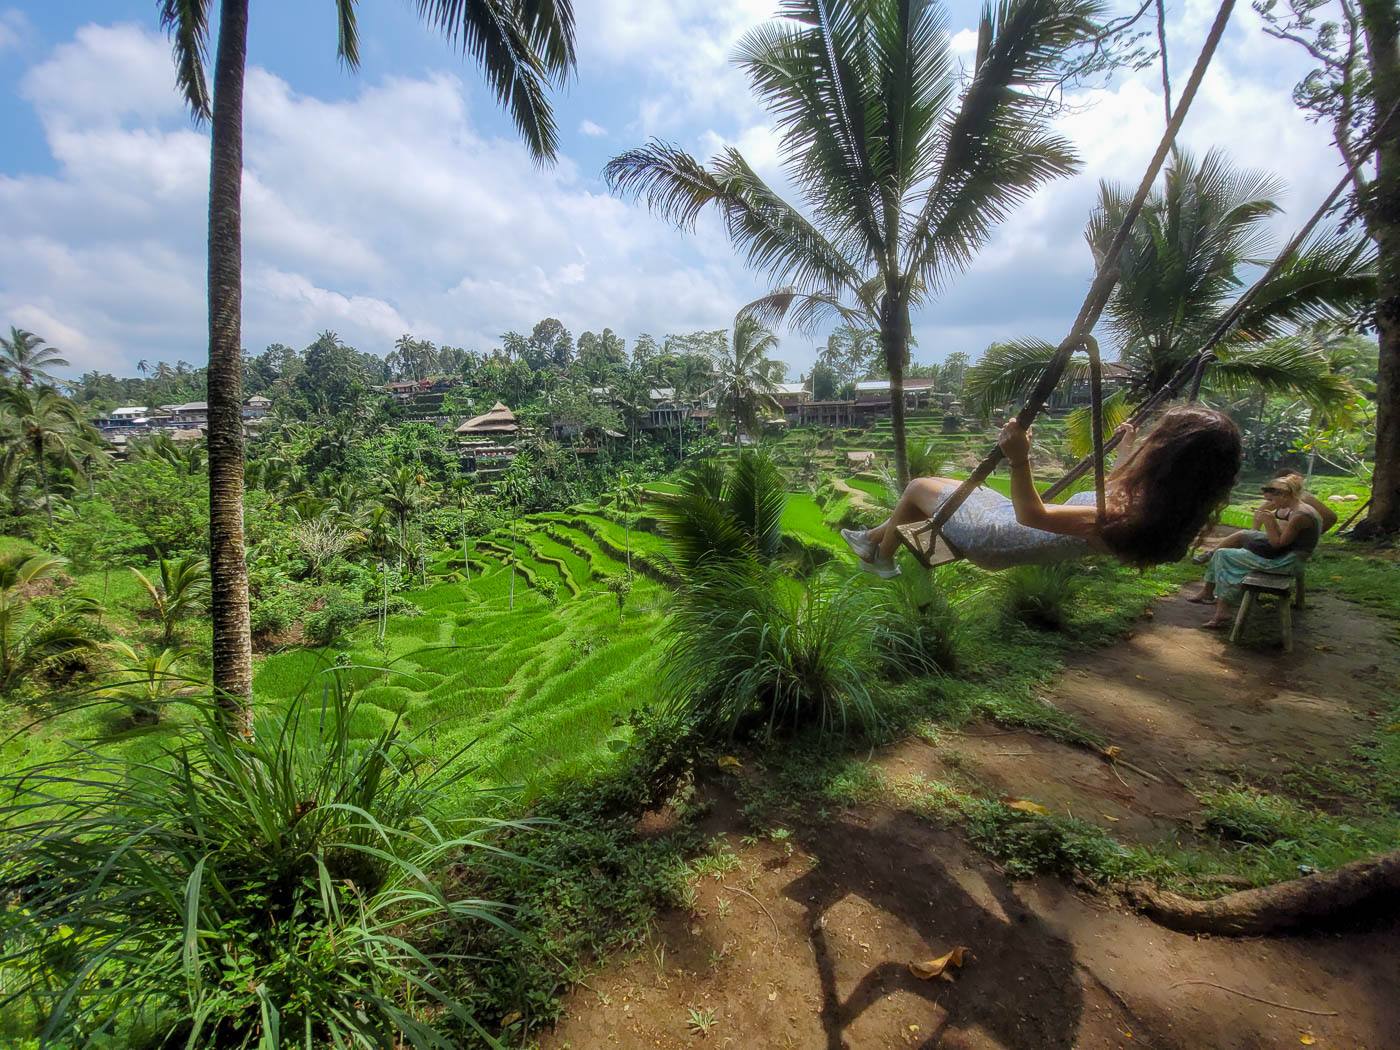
659;452;880;740
0;686;517;1049
998;563;1085;631
663;567;879;740
867;570;964;677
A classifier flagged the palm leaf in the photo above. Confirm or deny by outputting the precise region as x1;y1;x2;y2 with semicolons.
414;0;575;162
1209;337;1359;415
1230;232;1377;339
726;451;787;563
159;0;212;120
962;337;1086;417
1064;388;1131;459
906;0;1098;289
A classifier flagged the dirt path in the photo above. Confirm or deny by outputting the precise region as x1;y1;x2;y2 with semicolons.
541;588;1400;1050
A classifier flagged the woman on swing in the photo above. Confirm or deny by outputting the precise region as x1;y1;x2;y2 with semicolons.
842;405;1243;576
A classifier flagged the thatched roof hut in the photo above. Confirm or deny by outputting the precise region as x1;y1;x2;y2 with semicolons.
455;402;518;436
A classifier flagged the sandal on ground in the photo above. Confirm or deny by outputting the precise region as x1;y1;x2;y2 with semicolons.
1199;619;1230;629
1186;593;1214;604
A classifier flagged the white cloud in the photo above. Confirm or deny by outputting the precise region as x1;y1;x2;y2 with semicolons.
0;8;32;53
0;22;770;375
0;6;1358;385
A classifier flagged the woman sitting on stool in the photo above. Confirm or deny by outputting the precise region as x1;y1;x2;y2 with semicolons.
1189;473;1330;628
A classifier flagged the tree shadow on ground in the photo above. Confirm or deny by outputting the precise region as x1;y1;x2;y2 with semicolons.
783;810;1088;1050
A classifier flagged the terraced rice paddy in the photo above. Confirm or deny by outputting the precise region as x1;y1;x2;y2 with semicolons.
254;513;674;798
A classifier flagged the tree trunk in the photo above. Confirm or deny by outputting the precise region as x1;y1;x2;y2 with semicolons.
1356;0;1400;537
882;293;911;489
509;512;517;611
206;0;253;727
1128;848;1400;935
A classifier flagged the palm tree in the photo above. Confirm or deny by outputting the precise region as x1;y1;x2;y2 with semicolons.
714;317;782;444
135;359;150;381
0;552;99;694
99;642;198;723
606;0;1096;487
0;386;103;524
0;328;69;388
378;465;426;575
131;556;212;646
159;0;578;716
963;149;1373;418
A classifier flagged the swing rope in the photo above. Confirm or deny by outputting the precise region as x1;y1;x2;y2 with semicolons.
897;0;1237;566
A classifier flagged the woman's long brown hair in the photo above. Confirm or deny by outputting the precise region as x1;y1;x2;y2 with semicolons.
1098;405;1243;567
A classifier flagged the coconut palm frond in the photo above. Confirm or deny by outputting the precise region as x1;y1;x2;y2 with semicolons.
1064;388;1131;460
962;337;1083;417
738;290;873;336
908;0;1099;287
158;0;212;120
1210;338;1359;415
1231;232;1377;340
415;0;576;162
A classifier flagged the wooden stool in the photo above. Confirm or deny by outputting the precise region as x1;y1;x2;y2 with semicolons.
1230;572;1297;652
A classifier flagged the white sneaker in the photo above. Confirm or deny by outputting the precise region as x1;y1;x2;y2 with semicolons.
859;556;901;579
841;528;878;561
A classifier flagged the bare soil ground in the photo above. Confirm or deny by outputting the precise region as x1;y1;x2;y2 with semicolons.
541;587;1400;1050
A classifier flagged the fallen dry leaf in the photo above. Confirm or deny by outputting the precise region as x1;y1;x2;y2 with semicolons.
1385;723;1400;733
1000;796;1051;815
1102;814;1120;822
909;946;969;981
1100;745;1123;760
500;1011;522;1026
1313;644;1335;652
717;755;743;773
1299;1034;1316;1045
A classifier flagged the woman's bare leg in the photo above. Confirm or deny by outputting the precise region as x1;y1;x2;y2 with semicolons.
1211;530;1250;550
864;478;959;560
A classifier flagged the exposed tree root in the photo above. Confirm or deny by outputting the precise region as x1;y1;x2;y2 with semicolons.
1128;849;1400;935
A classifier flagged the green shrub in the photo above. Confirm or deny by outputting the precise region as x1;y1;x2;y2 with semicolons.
304;593;367;647
998;563;1085;631
0;688;515;1049
249;587;301;636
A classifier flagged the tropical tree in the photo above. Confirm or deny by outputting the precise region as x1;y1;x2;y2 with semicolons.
963;149;1373;418
0;386;104;524
159;0;578;717
714;317;782;443
131;555;212;646
0;328;69;389
607;0;1098;486
0;552;99;695
615;471;646;580
378;464;427;575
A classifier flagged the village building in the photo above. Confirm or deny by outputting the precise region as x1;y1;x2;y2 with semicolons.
455;401;520;477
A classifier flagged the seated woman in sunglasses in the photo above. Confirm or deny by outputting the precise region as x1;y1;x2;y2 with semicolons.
1189;473;1334;628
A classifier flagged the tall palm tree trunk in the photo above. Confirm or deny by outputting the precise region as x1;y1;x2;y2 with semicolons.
207;0;254;723
508;511;517;611
1359;0;1400;536
882;292;911;489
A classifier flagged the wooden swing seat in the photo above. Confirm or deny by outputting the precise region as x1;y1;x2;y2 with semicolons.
896;520;961;568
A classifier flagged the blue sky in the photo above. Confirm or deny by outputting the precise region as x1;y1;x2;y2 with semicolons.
0;0;1344;381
